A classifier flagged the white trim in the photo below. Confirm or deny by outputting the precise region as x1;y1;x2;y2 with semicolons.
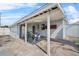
63;20;65;39
25;22;27;43
47;11;50;56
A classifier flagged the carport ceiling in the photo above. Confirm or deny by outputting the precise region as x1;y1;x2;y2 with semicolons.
26;8;64;23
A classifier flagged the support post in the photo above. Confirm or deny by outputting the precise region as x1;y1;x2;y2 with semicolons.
17;25;20;38
47;11;51;56
25;22;28;43
63;20;66;39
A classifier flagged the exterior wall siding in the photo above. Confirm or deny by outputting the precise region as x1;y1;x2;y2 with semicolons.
27;19;63;37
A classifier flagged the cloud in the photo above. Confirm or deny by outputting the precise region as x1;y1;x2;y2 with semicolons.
1;15;22;26
0;3;38;10
64;6;78;13
0;3;44;25
63;5;79;24
1;13;26;18
1;13;28;25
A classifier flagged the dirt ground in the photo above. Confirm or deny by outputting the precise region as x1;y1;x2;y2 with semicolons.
0;35;46;56
36;39;79;56
0;35;79;56
50;40;79;56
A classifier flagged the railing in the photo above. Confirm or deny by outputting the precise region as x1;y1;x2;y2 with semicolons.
51;24;63;39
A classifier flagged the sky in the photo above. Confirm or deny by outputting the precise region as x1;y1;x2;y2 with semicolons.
60;3;79;24
0;3;79;26
0;3;45;26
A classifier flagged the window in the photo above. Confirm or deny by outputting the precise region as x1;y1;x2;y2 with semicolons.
41;24;47;30
50;25;57;29
41;24;57;30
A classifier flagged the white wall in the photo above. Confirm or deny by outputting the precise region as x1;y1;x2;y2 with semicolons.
10;25;20;37
10;19;63;39
27;19;63;37
0;28;10;35
65;24;79;38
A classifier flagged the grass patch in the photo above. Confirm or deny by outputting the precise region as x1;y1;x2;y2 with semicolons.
74;40;79;46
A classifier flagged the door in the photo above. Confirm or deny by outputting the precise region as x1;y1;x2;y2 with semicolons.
32;26;35;34
19;25;22;38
